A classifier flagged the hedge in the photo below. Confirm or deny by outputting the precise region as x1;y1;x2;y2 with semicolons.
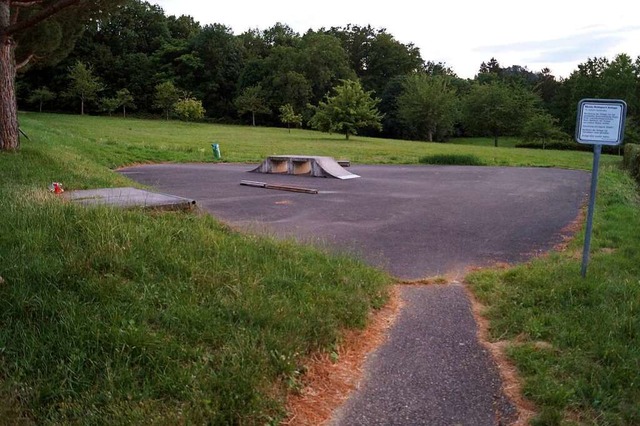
623;143;640;183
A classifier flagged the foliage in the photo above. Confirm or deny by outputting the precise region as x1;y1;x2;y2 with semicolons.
418;154;485;165
397;74;459;141
556;54;640;133
27;87;56;113
325;25;423;96
309;79;383;140
521;112;569;148
234;85;271;126
65;61;104;115
462;81;537;146
174;97;205;122
279;103;302;132
623;143;640;183
100;96;121;116
0;0;124;150
515;140;588;151
116;88;135;118
154;81;181;120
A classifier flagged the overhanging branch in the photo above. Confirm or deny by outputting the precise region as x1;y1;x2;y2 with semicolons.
4;0;80;36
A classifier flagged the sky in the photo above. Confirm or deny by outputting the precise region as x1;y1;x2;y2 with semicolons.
153;0;640;79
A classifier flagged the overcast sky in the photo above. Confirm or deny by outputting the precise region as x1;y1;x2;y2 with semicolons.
153;0;640;79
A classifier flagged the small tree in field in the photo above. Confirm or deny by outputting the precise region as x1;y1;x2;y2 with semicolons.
154;81;180;120
28;87;56;113
100;97;120;116
397;74;458;142
116;89;135;118
234;85;270;126
309;79;382;140
522;113;568;149
65;61;103;115
279;104;302;132
174;98;205;122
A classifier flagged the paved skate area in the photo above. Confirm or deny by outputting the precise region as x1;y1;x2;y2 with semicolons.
120;163;589;280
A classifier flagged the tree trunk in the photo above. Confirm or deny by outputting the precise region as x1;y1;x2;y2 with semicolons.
345;132;350;140
251;111;255;126
494;134;498;147
80;97;84;115
123;106;126;119
428;130;433;142
0;34;19;151
39;100;43;113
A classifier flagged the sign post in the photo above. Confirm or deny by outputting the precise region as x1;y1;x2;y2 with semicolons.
575;99;627;277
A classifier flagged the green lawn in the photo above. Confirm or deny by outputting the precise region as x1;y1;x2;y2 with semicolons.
2;113;638;424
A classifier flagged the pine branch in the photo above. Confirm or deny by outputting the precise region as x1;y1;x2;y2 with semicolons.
3;0;80;36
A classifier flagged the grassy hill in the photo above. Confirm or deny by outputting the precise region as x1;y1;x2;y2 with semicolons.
1;113;638;424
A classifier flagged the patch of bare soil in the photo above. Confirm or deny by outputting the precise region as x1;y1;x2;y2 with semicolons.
282;286;402;425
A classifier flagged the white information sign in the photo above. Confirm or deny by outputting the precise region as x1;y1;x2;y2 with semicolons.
575;99;627;146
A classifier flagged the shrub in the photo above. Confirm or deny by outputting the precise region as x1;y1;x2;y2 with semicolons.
623;143;640;183
174;98;205;122
418;154;485;166
516;140;588;151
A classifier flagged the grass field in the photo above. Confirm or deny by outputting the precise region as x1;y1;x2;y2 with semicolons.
2;113;638;424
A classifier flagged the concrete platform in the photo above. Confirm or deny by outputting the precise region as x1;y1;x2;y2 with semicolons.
64;187;196;211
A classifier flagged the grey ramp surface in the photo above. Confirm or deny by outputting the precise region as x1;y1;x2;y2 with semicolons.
65;187;196;210
331;285;516;426
119;163;590;280
251;155;360;179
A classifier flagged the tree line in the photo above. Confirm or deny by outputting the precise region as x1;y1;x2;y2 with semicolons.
14;0;640;146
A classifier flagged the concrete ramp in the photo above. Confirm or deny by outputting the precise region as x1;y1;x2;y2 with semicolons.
250;155;360;180
65;187;196;211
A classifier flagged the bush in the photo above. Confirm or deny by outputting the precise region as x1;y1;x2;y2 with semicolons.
623;143;640;183
516;140;627;155
174;98;205;122
418;154;485;166
516;139;588;151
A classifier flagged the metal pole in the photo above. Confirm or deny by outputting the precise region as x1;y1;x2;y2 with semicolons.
581;144;602;278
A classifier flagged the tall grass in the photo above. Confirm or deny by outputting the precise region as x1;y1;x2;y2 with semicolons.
468;166;640;424
0;117;390;423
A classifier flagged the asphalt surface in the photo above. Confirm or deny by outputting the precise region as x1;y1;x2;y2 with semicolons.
120;163;590;425
120;163;590;280
330;284;516;425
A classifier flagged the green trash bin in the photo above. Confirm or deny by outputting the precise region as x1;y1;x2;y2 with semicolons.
211;143;221;160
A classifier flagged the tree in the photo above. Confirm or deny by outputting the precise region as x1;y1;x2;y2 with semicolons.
1;0;123;150
234;85;270;126
154;81;180;120
279;103;302;132
188;24;244;118
174;97;204;121
522;113;568;149
309;79;383;140
462;82;537;146
100;96;120;116
116;88;135;118
28;86;55;112
397;74;459;142
66;61;103;115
